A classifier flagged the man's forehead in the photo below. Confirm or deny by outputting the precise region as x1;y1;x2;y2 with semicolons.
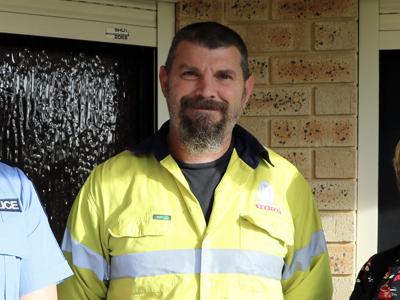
173;41;242;66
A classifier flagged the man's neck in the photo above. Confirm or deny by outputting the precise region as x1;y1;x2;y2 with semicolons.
167;130;232;164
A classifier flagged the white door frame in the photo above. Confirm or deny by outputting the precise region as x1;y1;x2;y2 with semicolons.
358;0;379;271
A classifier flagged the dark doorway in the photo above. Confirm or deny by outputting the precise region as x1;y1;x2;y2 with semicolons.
0;33;156;241
378;50;400;251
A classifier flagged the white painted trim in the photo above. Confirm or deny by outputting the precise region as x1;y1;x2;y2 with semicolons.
380;0;400;14
380;31;400;49
0;0;157;27
358;0;379;272
156;1;174;128
0;0;158;46
0;12;156;46
380;14;400;31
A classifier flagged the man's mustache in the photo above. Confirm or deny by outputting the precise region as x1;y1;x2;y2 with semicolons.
181;96;228;112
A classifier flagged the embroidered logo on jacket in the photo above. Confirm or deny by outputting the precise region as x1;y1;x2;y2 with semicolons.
0;199;21;212
255;181;281;214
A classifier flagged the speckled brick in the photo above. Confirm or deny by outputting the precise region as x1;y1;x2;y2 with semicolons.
315;149;356;179
321;212;355;242
270;54;356;84
314;21;357;50
328;243;354;275
272;0;358;20
270;117;356;147
315;85;357;115
225;0;269;21
248;56;269;84
273;148;312;178
247;87;311;116
333;276;355;300
238;116;269;146
177;0;224;20
232;23;310;52
244;86;311;116
311;179;356;210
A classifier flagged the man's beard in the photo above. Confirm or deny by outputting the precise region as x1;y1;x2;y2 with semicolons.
178;96;231;155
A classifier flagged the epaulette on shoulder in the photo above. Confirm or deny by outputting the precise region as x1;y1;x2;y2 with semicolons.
0;159;18;168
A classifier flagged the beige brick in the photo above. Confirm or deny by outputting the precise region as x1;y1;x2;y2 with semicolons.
333;276;355;300
315;85;357;115
321;212;355;242
248;56;269;84
177;0;224;20
328;243;354;275
238;116;269;146
245;86;311;116
270;54;356;84
232;23;310;52
311;179;356;210
314;21;357;50
272;148;312;178
272;0;358;20
270;117;356;147
225;0;269;21
177;18;221;29
315;149;356;178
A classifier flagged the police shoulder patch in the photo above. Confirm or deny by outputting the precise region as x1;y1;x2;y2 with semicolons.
0;199;22;212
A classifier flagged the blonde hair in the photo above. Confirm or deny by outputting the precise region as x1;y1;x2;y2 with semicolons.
394;139;400;191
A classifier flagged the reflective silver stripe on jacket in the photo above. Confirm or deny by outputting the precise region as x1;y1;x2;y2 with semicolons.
61;228;110;281
282;230;328;280
110;248;284;280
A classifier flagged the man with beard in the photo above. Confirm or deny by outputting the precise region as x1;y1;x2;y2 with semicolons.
58;22;332;300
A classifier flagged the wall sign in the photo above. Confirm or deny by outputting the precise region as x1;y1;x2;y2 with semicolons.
106;27;130;40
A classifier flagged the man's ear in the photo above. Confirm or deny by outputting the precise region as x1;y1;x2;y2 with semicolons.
242;74;255;107
159;66;169;98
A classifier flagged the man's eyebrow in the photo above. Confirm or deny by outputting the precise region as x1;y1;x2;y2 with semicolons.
216;69;237;76
178;64;198;71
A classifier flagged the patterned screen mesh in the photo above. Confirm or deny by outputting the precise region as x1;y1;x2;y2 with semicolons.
0;34;156;241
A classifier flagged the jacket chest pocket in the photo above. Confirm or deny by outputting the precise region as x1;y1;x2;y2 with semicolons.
239;212;294;257
108;214;180;296
238;212;293;293
0;220;27;300
108;213;172;254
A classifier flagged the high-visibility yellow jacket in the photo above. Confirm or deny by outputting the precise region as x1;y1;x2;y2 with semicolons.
58;123;333;300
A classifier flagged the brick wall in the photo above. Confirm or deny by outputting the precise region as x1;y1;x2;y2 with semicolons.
176;0;358;299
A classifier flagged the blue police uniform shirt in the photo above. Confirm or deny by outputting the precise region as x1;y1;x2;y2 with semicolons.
0;162;73;299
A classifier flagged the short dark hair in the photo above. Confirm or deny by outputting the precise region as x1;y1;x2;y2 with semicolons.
165;22;251;79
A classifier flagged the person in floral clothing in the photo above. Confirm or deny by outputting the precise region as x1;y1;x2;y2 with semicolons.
350;139;400;300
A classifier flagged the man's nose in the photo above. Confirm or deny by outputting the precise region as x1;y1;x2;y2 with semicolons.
195;75;217;99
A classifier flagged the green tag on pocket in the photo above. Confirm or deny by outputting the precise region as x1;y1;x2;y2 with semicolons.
153;214;171;221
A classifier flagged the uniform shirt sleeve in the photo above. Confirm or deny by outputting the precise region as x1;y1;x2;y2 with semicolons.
17;168;73;296
281;172;333;300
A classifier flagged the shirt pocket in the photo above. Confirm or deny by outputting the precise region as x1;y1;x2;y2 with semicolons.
108;213;172;253
238;210;293;293
0;220;28;300
108;213;178;296
239;208;294;255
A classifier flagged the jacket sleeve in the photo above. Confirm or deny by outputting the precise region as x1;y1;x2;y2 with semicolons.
281;173;333;300
58;170;109;300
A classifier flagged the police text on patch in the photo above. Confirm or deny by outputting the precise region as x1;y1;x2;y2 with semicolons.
0;199;21;212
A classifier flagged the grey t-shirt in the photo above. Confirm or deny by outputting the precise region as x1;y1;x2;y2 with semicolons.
177;147;233;223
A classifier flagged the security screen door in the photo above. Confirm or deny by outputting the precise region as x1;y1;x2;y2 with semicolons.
0;33;156;241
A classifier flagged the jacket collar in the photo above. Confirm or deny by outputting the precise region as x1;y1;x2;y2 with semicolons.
131;121;273;169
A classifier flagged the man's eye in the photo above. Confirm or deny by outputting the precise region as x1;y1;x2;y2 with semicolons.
217;72;233;80
181;71;199;78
